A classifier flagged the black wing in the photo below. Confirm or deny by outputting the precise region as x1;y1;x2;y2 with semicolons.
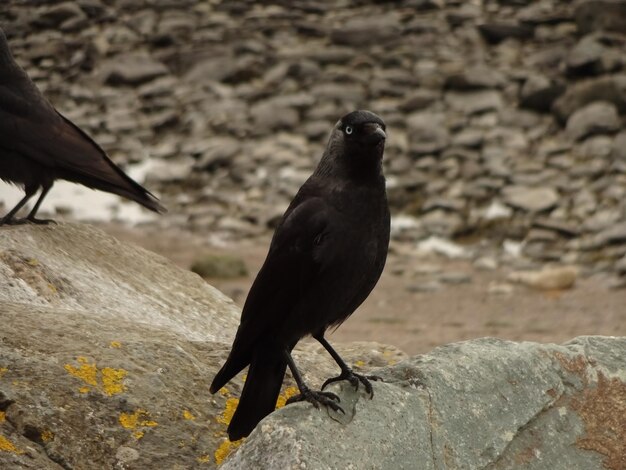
210;194;336;392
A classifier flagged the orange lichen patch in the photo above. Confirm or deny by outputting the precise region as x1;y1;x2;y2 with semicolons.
101;368;127;396
119;409;158;430
275;386;299;409
553;352;589;380
65;357;98;387
570;372;626;470
214;439;242;466
183;410;195;421
41;430;54;443
64;357;127;396
0;435;23;454
0;367;8;378
109;341;122;349
216;398;239;426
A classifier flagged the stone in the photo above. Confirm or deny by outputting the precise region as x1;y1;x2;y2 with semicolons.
224;337;626;469
519;74;565;112
613;131;626;160
446;90;503;115
103;53;169;86
502;186;559;212
566;35;607;75
552;75;626;122
565;101;620;141
0;223;404;469
575;0;626;34
508;265;579;290
406;112;450;155
444;65;505;90
477;22;534;43
330;14;402;46
190;253;248;279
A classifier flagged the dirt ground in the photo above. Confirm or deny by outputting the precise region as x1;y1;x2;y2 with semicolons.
102;223;625;356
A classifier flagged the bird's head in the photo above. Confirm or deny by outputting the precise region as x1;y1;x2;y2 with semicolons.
318;110;387;180
332;110;386;155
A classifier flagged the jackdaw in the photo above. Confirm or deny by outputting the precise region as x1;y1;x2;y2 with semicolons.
0;27;165;225
210;110;390;441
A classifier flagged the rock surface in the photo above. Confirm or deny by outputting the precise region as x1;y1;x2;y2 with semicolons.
225;336;626;470
1;224;624;469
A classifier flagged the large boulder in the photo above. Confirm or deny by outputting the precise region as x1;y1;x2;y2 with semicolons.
1;224;624;469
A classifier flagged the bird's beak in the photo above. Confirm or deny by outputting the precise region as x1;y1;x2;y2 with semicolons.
363;122;387;145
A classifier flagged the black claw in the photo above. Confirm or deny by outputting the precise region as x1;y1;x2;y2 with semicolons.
26;217;56;225
321;370;382;398
285;388;344;414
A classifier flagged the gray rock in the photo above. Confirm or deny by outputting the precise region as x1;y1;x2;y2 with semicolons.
444;65;505;90
0;223;404;469
519;74;565;112
552;74;626;122
224;336;626;470
407;112;450;155
565;101;620;141
330;14;402;46
503;186;559;212
575;0;626;34
613;131;626;160
566;35;607;75
477;22;534;44
446;90;503;115
103;53;169;86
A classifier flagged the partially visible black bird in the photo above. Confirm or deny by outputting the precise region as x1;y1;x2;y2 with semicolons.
210;110;390;441
0;27;165;225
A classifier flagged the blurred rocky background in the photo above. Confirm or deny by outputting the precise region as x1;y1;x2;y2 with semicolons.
0;0;624;352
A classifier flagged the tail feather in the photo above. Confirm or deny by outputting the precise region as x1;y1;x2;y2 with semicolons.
227;350;287;441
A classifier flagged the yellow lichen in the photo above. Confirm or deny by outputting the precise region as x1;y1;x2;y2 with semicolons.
110;341;122;349
197;454;211;463
216;398;239;425
354;360;365;368
41;430;54;442
214;439;242;466
218;387;229;396
0;435;23;454
64;357;97;387
183;410;195;420
101;368;127;396
119;409;158;430
27;258;39;266
133;431;145;440
0;411;5;422
275;386;299;409
65;358;127;396
0;367;8;378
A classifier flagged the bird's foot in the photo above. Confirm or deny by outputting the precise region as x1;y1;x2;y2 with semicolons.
25;217;56;225
286;387;344;414
322;370;382;398
0;217;27;226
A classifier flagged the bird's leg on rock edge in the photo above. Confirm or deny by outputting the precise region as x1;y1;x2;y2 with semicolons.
315;334;381;398
24;183;55;225
0;186;37;225
284;349;345;414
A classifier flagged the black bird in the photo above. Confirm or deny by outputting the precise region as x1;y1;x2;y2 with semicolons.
210;110;390;441
0;27;165;225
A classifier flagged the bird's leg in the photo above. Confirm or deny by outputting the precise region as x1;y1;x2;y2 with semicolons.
25;183;55;225
284;349;344;414
315;334;381;398
0;186;37;225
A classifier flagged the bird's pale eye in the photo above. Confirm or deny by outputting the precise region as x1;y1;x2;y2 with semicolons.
345;125;353;135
